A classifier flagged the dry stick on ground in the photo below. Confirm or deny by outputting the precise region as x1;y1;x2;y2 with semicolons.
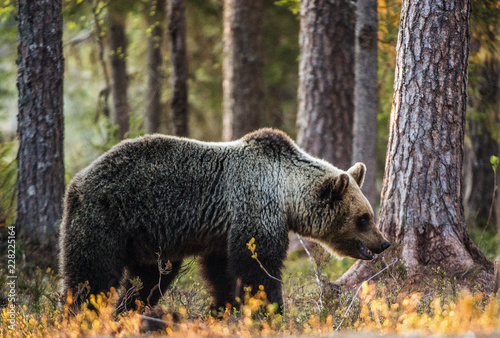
297;235;323;312
137;314;171;325
116;284;141;313
137;314;174;326
156;251;173;304
335;259;398;331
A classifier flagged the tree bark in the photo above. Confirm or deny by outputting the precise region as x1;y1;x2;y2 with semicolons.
16;0;65;239
145;0;166;134
109;2;130;139
168;0;189;137
296;0;355;169
337;0;493;287
222;0;264;141
291;0;355;255
353;0;378;207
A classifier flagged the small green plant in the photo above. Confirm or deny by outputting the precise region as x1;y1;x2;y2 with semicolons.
488;156;499;226
274;0;300;15
246;237;285;315
477;155;500;251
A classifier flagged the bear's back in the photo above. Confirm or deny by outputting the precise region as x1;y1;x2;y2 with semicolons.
74;129;304;188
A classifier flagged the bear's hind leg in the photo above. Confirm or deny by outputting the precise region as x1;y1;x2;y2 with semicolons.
60;227;125;311
199;254;236;316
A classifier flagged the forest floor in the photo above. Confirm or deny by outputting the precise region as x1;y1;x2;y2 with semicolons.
1;244;500;337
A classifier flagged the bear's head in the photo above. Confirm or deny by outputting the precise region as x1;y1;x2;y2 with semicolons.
297;163;390;260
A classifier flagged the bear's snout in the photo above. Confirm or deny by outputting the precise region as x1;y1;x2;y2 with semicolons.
381;240;391;251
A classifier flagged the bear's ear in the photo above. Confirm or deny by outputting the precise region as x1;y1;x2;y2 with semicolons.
320;174;350;201
347;162;366;188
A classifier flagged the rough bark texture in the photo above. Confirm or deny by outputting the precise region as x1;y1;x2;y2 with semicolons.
168;0;189;137
353;0;378;207
338;0;493;287
109;2;130;139
16;0;65;238
222;0;264;141
296;0;355;169
145;0;166;134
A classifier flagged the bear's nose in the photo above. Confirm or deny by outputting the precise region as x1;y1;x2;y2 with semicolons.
381;241;391;251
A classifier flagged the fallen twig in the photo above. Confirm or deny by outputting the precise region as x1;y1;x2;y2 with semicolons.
297;235;323;312
335;258;399;331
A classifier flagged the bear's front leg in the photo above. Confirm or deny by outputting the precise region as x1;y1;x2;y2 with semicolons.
199;253;236;316
228;220;288;313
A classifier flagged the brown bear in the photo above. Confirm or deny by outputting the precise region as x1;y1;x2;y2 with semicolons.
59;128;390;313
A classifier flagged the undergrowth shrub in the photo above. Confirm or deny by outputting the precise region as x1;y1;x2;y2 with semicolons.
1;259;500;337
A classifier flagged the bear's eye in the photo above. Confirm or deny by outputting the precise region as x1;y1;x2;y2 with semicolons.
357;213;370;231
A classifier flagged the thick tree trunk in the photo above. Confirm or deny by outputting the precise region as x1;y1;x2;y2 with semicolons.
296;0;355;169
109;2;130;139
168;0;189;137
292;0;355;254
353;0;378;207
222;0;264;141
337;0;493;287
16;0;65;239
145;0;166;134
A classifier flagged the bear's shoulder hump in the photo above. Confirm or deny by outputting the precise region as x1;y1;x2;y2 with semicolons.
242;128;297;153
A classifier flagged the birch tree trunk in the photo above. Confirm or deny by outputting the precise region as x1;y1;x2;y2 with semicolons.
337;0;493;287
16;0;65;242
353;0;378;206
222;0;264;141
109;2;130;139
168;0;189;137
145;0;166;134
296;0;355;169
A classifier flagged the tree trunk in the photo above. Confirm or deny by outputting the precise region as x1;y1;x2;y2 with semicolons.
337;0;493;287
291;0;355;255
16;0;65;241
296;0;355;169
109;2;130;139
222;0;264;141
353;0;378;207
145;0;166;134
168;0;189;137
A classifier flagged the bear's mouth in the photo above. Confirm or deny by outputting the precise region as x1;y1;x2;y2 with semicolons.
357;241;374;260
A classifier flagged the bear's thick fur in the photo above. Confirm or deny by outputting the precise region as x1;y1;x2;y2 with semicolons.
59;128;389;312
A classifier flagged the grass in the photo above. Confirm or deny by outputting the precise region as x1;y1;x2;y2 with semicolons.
1;244;500;337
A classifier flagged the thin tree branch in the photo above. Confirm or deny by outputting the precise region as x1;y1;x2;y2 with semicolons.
335;259;398;331
297;235;323;312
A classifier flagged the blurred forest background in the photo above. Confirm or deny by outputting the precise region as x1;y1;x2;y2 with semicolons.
1;0;499;258
1;0;500;335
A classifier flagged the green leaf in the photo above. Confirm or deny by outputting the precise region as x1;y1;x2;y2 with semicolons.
490;155;499;173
